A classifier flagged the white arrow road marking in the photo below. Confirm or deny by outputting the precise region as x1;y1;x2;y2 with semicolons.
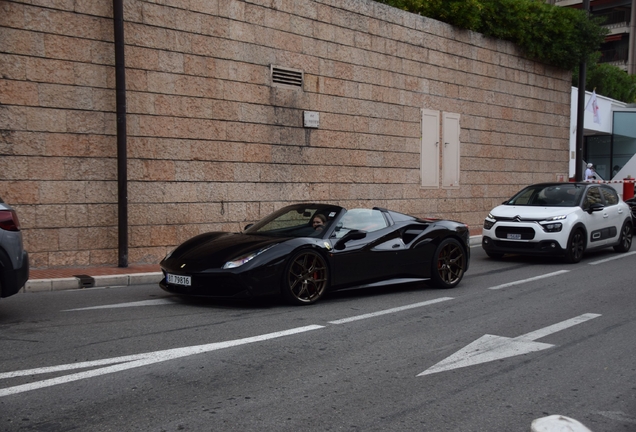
418;313;601;376
63;299;175;311
0;325;324;397
488;270;570;290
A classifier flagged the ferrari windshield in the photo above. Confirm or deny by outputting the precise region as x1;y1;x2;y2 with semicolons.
506;184;585;207
244;204;343;238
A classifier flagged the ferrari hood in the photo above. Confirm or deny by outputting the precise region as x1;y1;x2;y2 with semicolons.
490;205;579;220
163;232;283;271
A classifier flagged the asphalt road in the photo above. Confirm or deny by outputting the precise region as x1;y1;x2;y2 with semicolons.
1;246;635;431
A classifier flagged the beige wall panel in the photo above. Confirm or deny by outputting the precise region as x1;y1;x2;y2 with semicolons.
1;0;571;269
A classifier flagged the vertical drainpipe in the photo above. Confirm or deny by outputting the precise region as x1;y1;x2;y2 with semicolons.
629;0;636;75
113;0;128;267
575;0;590;182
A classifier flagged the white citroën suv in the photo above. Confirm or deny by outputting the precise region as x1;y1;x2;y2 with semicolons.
482;182;633;263
0;196;29;299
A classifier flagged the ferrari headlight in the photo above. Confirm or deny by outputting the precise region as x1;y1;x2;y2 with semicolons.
223;244;276;269
164;247;176;261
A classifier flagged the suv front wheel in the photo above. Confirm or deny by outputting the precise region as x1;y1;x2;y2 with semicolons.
564;228;585;264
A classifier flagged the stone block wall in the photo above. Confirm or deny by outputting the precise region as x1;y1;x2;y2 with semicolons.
0;0;572;269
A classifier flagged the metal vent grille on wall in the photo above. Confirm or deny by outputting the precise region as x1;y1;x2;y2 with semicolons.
271;65;303;89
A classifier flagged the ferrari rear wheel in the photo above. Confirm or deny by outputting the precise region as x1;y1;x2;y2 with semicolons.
282;250;329;305
430;238;466;289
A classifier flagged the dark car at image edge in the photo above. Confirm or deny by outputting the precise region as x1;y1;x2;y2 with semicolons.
625;196;636;227
0;197;29;299
160;203;470;305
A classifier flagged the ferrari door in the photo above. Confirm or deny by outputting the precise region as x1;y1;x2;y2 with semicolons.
328;209;404;287
329;229;406;287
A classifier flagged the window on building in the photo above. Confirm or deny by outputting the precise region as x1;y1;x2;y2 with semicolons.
442;112;461;188
421;109;440;188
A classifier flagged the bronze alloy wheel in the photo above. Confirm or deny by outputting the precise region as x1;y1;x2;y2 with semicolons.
430;238;466;289
283;250;329;305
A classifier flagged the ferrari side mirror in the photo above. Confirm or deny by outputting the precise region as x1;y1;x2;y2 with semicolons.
334;230;367;250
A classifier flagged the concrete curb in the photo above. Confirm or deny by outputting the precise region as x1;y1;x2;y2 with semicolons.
23;272;163;293
469;235;482;247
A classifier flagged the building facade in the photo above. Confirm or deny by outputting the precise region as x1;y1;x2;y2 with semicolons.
548;1;636;184
0;0;572;270
552;0;636;74
570;88;636;184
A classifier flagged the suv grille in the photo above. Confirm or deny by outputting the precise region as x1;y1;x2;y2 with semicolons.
495;226;535;240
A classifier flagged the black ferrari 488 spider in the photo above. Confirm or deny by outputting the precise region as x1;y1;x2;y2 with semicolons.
160;203;470;305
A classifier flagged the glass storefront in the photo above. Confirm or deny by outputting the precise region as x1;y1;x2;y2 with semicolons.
612;112;636;177
585;135;612;179
585;111;636;180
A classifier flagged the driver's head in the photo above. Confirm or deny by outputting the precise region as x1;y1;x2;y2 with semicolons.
312;214;326;230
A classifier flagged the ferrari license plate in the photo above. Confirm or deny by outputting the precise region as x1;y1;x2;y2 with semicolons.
507;233;522;240
167;273;191;286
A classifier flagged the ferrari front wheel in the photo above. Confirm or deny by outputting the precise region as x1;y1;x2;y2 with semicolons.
430;238;466;289
282;250;329;305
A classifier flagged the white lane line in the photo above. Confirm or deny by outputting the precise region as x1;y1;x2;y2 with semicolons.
488;270;570;290
1;296;455;396
0;325;324;397
588;250;636;265
63;299;175;311
328;297;453;325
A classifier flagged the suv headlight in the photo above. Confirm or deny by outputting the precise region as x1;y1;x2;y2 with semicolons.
483;214;495;230
540;215;566;232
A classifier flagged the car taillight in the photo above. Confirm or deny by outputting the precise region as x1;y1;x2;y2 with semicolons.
0;210;21;231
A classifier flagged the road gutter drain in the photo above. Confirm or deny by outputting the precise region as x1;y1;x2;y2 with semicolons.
74;274;95;288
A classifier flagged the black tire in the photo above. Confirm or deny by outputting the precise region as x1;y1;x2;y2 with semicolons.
430;238;466;289
485;251;504;260
281;250;329;305
613;221;633;252
564;228;585;263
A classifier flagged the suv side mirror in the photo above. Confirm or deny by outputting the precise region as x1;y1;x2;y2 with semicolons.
587;203;604;214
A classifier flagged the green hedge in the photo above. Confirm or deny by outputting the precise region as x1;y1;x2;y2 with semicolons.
375;0;607;70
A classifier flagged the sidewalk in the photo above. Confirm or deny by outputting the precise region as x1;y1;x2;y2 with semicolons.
24;264;163;293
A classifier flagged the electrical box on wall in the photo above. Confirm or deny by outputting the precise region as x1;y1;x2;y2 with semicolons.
303;111;319;128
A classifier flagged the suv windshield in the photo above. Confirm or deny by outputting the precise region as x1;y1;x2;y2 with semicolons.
507;184;585;207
